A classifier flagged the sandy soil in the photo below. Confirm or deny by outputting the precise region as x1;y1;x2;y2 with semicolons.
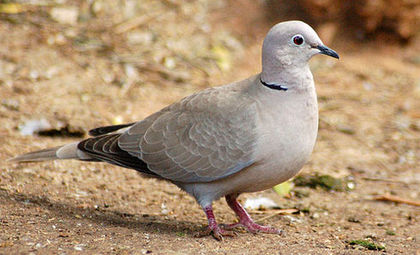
0;1;419;254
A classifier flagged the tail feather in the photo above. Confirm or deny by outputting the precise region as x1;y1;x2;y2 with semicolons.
8;147;62;162
8;143;88;163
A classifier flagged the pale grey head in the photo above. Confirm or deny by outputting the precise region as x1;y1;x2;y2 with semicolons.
262;21;339;69
260;20;339;89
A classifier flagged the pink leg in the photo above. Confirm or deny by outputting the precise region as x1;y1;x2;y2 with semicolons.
196;204;235;241
223;194;283;234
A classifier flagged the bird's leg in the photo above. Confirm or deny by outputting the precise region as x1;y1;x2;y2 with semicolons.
223;194;283;234
195;204;236;241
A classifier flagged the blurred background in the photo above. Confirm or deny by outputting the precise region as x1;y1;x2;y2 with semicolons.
0;0;419;254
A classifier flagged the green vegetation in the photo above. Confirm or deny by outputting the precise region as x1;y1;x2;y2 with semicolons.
386;230;396;236
293;174;353;191
348;240;385;251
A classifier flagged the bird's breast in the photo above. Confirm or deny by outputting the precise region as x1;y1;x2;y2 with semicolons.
250;89;319;190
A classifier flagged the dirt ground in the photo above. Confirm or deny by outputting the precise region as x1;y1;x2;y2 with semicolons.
0;1;419;254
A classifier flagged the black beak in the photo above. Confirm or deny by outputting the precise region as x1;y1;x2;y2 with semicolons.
315;45;339;59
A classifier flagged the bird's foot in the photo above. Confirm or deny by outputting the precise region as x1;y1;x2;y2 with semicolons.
224;194;283;235
197;204;236;241
221;221;283;234
195;224;236;241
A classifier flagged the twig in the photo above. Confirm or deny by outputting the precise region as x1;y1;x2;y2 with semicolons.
255;209;299;223
114;12;161;34
362;177;415;184
374;194;420;207
376;159;393;172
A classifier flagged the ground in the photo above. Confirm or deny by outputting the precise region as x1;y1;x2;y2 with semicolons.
0;1;419;254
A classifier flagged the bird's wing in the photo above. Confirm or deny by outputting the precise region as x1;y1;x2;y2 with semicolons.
77;133;159;176
118;85;258;183
88;122;136;136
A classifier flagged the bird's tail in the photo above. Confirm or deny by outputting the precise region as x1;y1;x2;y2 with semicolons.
8;143;88;163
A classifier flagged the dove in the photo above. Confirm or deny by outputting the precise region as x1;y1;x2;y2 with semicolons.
10;20;339;240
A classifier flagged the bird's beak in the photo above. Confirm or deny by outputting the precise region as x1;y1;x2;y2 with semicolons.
314;45;339;59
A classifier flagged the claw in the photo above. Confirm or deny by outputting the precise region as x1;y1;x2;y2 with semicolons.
195;225;236;241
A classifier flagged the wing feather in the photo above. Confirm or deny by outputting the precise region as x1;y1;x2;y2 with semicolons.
118;83;259;183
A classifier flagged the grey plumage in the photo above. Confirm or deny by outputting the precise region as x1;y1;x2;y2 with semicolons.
9;20;339;240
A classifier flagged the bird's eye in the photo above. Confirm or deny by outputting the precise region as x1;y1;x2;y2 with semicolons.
292;35;304;46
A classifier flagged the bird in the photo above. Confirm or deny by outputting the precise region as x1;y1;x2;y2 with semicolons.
10;20;339;240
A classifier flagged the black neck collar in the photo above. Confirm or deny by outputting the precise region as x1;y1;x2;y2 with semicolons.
260;77;288;91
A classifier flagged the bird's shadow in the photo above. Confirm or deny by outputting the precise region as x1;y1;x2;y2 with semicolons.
0;188;204;237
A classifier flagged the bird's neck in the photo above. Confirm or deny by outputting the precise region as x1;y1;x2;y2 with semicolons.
261;64;313;92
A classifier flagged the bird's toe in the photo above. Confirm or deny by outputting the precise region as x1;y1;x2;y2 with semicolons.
195;225;237;241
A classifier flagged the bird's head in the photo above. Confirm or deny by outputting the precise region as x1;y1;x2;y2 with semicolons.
262;21;339;69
